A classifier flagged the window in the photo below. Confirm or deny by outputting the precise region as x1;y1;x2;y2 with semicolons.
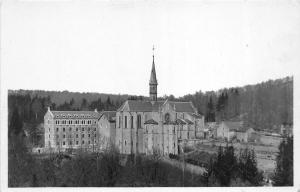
69;127;72;131
125;140;127;146
94;134;96;137
82;128;84;131
82;140;85;144
63;141;65;145
63;128;65;132
49;128;50;132
76;134;78;138
88;134;90;138
119;116;121;128
88;128;90;131
131;116;133;129
69;141;72;145
137;115;142;128
49;134;50;138
56;128;59;132
76;141;79;145
82;134;84;138
76;128;78;131
125;116;127;128
63;135;65;138
165;113;170;122
88;141;90;144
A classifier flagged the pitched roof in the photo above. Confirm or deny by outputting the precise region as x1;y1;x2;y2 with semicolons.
144;119;159;125
118;100;165;112
100;111;116;122
118;100;197;114
168;101;196;113
51;111;100;119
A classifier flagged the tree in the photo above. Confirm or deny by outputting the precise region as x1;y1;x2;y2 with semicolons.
213;145;238;186
9;107;23;136
206;96;215;122
272;136;293;186
80;98;89;111
238;148;263;186
31;97;43;121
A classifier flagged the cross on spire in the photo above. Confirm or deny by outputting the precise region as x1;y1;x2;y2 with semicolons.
152;45;155;57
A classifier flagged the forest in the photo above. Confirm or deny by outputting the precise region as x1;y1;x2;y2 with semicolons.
8;76;293;132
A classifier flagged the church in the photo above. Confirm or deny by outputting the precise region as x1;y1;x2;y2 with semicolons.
43;50;205;155
115;52;205;155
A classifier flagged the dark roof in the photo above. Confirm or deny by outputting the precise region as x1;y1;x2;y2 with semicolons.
168;101;196;113
51;111;100;119
144;119;159;125
118;100;165;112
100;111;116;122
118;100;197;113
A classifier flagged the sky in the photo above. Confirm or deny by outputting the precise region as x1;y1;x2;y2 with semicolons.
1;0;300;97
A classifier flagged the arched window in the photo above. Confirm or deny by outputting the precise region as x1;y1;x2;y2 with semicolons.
165;113;170;123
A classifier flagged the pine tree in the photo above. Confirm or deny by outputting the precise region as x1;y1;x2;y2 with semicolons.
213;145;238;186
238;148;263;185
9;107;23;136
272;136;293;186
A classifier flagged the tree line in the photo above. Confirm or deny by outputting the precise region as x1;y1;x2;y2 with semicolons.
9;76;292;132
178;76;293;131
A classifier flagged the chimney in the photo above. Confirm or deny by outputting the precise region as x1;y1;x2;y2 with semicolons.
94;108;98;112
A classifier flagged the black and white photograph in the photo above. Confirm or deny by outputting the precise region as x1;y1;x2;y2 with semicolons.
0;0;298;189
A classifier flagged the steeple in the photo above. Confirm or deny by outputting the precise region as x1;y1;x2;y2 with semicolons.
149;45;158;101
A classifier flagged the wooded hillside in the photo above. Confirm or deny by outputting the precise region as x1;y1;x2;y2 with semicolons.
8;76;292;132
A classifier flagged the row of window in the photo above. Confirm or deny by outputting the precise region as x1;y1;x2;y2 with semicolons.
56;140;97;146
119;115;142;129
55;127;96;132
51;133;97;139
55;120;96;125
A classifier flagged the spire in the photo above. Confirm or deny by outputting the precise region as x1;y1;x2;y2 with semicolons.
149;45;158;85
149;45;158;101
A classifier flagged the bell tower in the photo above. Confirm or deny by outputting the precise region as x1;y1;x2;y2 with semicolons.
149;46;158;101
